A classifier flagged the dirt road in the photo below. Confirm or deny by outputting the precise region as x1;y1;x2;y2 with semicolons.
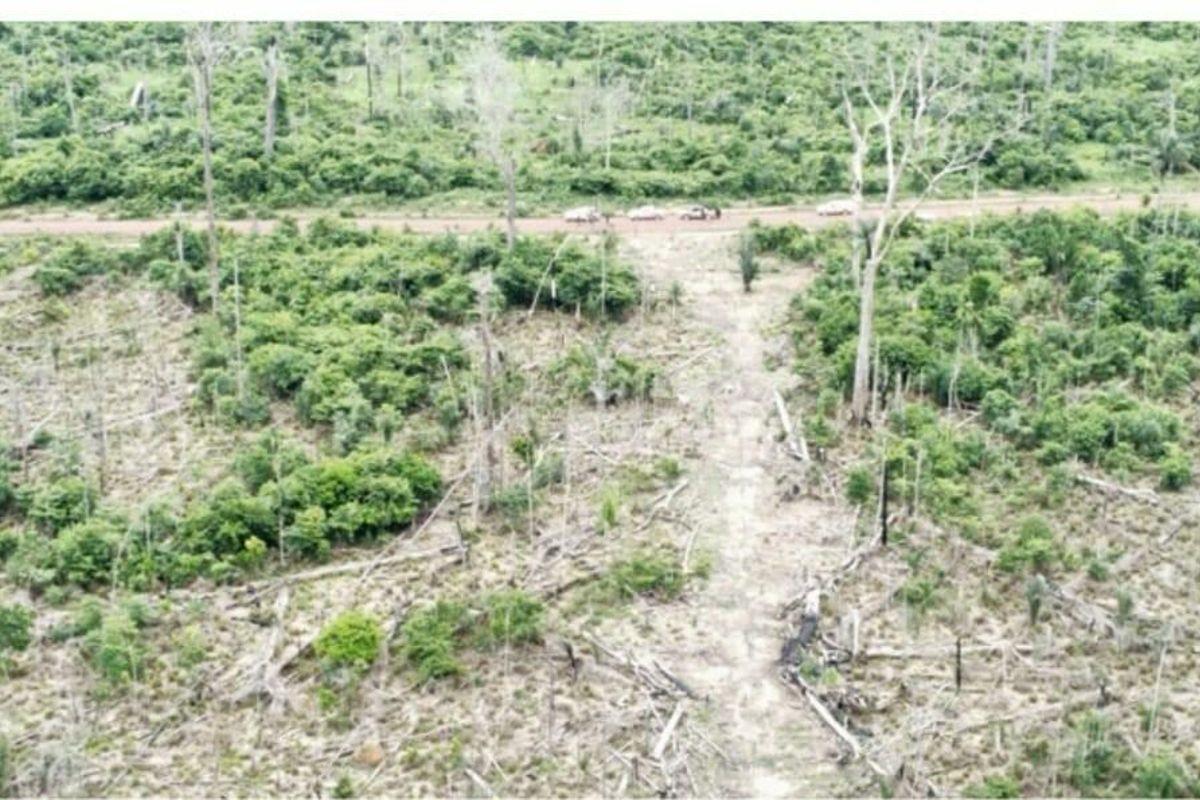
0;190;1195;239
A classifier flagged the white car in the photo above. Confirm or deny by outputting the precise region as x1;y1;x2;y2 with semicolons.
816;199;858;217
627;205;665;221
564;206;601;223
679;205;713;220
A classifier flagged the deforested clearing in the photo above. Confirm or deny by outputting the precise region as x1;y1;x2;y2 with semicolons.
2;20;1200;800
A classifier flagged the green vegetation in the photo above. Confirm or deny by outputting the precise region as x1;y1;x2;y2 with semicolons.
787;209;1200;568
780;205;1200;797
1;220;644;594
551;340;658;406
0;604;32;672
2;23;1199;217
598;549;687;601
399;591;545;682
84;606;150;687
315;610;383;673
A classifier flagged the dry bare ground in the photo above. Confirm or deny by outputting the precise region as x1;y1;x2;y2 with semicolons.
0;231;864;797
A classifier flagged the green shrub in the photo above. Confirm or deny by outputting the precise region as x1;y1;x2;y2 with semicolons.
738;233;759;292
845;465;874;506
400;601;468;682
314;610;383;673
496;237;639;318
1135;751;1196;798
479;591;544;648
604;551;685;600
283;506;332;561
597;484;621;532
27;476;97;534
964;774;1022;798
84;611;147;686
552;342;657;406
1159;445;1192;491
32;241;119;296
53;517;124;588
898;577;939;631
996;516;1060;574
0;603;33;663
49;598;103;642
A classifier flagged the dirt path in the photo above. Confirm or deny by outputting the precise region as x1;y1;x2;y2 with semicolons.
2;190;1199;239
624;233;851;796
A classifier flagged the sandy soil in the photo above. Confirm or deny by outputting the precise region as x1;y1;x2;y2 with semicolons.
620;233;854;796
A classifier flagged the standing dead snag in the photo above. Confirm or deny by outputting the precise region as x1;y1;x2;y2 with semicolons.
464;29;521;251
187;22;232;314
840;25;1017;424
263;35;281;158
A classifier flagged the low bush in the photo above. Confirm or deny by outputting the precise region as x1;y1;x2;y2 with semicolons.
997;516;1061;575
603;551;686;600
0;604;33;668
478;590;544;648
314;610;383;674
400;601;469;682
84;609;148;687
552;342;657;406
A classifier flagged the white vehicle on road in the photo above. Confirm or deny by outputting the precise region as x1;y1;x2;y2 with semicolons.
679;205;715;220
816;199;858;217
564;206;601;223
627;205;665;221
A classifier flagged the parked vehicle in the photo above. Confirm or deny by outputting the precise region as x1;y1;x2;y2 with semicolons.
564;206;601;223
679;205;714;220
627;205;665;221
816;199;857;216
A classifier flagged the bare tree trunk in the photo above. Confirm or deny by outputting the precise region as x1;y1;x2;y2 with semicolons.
844;92;868;290
364;33;374;119
604;97;613;170
263;39;280;159
196;59;220;313
394;22;406;99
851;255;878;422
477;275;497;507
233;257;245;403
502;155;517;250
1043;22;1064;92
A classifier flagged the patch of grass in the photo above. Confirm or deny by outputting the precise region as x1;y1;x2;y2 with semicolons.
601;550;686;601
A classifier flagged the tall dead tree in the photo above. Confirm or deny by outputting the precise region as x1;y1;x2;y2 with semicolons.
598;77;631;171
391;22;408;100
1043;22;1064;92
842;25;1014;423
187;22;231;314
60;51;78;134
465;29;521;250
363;30;375;118
263;35;281;158
463;29;522;507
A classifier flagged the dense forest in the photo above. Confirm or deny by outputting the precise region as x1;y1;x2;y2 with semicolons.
1;22;1200;214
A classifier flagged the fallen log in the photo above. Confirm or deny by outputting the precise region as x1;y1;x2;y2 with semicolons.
652;702;685;760
773;388;810;462
1075;474;1160;506
782;669;888;780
